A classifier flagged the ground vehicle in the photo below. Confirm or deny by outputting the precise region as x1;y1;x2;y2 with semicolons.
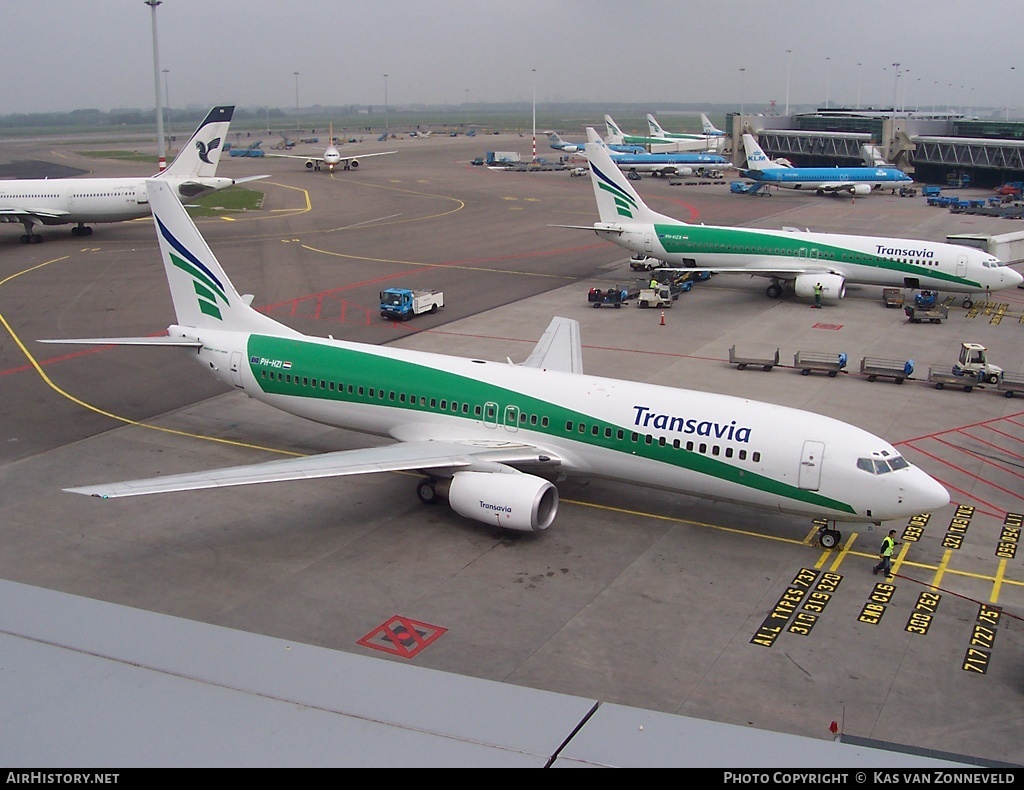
897;186;918;197
914;290;938;308
636;286;673;308
229;142;265;158
921;185;942;197
629;254;666;271
904;303;948;323
379;288;444;320
570;167;588;177
953;342;1002;384
882;288;904;308
485;151;521;165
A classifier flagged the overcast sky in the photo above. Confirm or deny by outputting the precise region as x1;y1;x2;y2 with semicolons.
3;1;1022;117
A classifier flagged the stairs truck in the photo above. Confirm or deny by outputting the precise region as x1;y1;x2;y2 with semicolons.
380;288;444;320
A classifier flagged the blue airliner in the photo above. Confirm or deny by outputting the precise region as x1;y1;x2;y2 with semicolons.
584;127;729;176
738;134;913;196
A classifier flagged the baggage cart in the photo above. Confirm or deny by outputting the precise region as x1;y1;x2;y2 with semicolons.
793;351;847;377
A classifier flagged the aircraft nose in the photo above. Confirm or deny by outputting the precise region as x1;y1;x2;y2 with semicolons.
1006;266;1024;287
904;470;950;513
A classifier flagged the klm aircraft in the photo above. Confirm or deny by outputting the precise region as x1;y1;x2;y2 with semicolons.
738;134;913;196
40;177;950;544
583;128;728;177
559;142;1022;307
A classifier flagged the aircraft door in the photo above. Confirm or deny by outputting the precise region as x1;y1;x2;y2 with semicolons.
503;404;520;433
798;440;825;490
483;401;499;429
956;255;967;278
229;352;244;389
644;233;654;254
136;185;149;205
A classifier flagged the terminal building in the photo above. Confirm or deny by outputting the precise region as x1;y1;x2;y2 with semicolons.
730;108;1024;188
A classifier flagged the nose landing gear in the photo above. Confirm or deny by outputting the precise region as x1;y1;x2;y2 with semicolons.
815;520;842;549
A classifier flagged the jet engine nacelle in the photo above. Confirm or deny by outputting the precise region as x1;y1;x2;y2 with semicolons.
795;273;846;301
848;183;872;196
347;159;360;169
305;160;316;170
674;167;693;176
444;471;558;532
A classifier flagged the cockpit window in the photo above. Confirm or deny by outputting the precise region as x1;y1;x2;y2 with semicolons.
858;454;909;474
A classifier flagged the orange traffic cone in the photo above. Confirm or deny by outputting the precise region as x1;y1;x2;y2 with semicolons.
660;311;665;326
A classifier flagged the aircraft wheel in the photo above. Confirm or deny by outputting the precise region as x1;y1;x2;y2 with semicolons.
416;478;439;505
20;235;31;244
962;298;973;309
71;226;82;237
30;235;42;244
766;283;782;299
819;529;840;549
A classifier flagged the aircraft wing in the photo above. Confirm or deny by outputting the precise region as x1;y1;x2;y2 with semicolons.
0;208;71;226
233;175;271;185
264;153;324;162
334;151;397;163
64;439;560;499
660;264;837;279
521;316;583;374
38;336;204;348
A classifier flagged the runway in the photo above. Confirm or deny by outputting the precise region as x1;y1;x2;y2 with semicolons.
1;132;1022;764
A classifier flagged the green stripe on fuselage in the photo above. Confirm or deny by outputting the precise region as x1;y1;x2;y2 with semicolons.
245;334;856;515
653;224;981;288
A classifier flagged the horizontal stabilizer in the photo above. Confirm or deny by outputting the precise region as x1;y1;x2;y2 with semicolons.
38;336;203;348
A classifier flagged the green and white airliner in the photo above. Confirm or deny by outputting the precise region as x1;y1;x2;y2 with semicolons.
43;178;949;540
572;142;1023;306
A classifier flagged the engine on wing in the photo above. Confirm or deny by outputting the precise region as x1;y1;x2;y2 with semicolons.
675;167;693;176
795;272;846;301
849;183;872;196
348;159;360;169
305;160;316;169
442;471;558;531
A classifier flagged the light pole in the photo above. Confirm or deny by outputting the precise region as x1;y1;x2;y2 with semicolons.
856;63;862;109
144;0;166;171
162;68;170;133
824;57;831;109
932;81;938;114
739;67;746;117
785;50;792;115
531;68;537;162
1008;67;1016;121
383;73;389;136
293;71;300;133
891;62;901;119
464;88;469;130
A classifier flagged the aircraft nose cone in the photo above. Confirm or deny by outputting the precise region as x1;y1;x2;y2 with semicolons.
1007;266;1024;287
907;471;950;513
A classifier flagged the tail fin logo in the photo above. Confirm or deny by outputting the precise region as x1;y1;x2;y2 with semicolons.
196;137;222;165
155;215;229;320
592;162;638;219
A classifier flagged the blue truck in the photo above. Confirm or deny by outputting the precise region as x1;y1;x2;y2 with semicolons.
379;288;444;320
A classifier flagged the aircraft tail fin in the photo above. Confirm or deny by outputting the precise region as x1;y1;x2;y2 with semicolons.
145;178;299;337
742;134;786;171
647;114;667;138
157;106;234;180
584;141;676;226
701;113;723;136
604;114;625;142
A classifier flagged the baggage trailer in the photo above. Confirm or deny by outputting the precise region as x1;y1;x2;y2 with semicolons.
794;350;847;377
997;371;1024;398
882;288;904;308
903;304;949;323
927;366;975;392
859;357;914;384
728;346;780;371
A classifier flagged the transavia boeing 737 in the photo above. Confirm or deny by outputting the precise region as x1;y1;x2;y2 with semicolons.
40;177;949;543
558;142;1022;306
738;134;913;196
0;106;263;243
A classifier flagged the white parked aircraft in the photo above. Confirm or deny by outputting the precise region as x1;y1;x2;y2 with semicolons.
266;124;396;172
563;142;1022;306
0;106;259;243
41;177;950;544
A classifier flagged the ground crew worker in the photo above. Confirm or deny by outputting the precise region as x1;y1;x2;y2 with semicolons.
650;277;659;290
813;282;823;308
873;529;901;577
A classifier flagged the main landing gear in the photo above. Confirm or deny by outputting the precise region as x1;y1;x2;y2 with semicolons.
70;224;93;237
416;477;440;505
816;521;842;549
766;279;783;299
